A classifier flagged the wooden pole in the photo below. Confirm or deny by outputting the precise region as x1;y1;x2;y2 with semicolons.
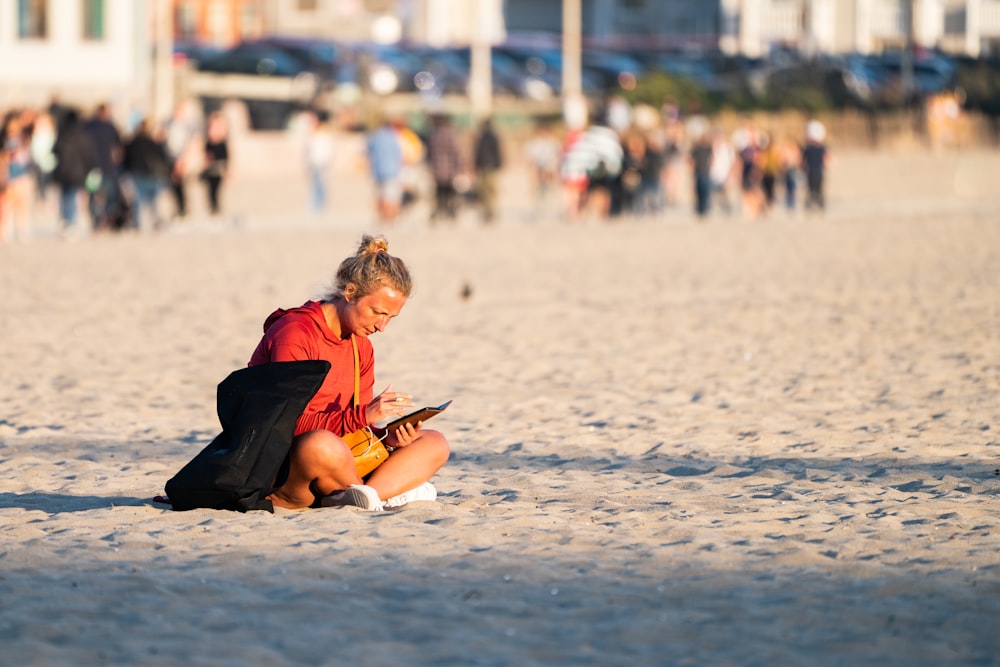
901;0;915;102
470;1;493;119
152;0;174;124
562;0;582;100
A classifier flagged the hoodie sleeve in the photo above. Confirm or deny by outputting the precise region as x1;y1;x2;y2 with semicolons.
290;339;371;435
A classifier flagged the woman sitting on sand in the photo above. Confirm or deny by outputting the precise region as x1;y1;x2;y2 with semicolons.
248;235;450;511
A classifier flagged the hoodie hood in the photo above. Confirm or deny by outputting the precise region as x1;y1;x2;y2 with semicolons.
262;301;339;343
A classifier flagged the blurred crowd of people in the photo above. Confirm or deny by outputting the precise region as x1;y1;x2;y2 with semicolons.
547;101;830;223
1;95;832;243
349;100;829;228
0;98;230;243
355;111;503;226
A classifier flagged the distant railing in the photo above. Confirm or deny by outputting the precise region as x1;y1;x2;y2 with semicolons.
712;107;999;149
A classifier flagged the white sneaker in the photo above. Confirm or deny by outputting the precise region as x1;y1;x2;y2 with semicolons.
384;482;437;509
320;484;384;511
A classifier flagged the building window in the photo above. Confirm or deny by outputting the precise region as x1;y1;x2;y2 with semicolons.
83;0;105;40
18;0;47;39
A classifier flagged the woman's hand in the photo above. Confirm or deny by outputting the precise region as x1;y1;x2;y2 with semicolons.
387;421;422;448
365;384;413;425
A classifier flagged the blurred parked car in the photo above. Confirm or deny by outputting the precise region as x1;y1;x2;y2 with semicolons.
408;46;471;95
635;51;717;86
426;47;558;100
877;51;957;96
246;36;342;83
492;48;557;100
632;49;746;94
494;45;604;95
840;51;956;106
188;41;328;129
363;43;432;95
762;56;862;109
581;49;645;90
172;39;223;68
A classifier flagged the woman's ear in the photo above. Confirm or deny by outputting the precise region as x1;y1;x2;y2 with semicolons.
342;283;357;301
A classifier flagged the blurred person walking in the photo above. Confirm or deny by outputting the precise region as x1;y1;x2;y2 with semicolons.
802;120;829;212
426;114;463;224
758;132;780;213
304;112;334;214
83;103;124;231
619;131;646;216
1;113;35;242
365;115;403;224
200;112;229;218
29;110;57;222
621;126;668;217
735;125;763;220
472;117;503;223
558;125;588;221
522;120;562;220
123;119;170;232
0;116;8;242
708;128;735;215
581;123;621;221
395;117;425;212
46;96;72;134
52;109;99;237
164;100;201;221
689;127;713;218
636;130;666;216
660;103;684;207
561;118;623;222
780;136;802;211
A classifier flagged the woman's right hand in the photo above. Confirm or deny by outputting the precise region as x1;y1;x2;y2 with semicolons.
366;384;413;424
387;421;422;448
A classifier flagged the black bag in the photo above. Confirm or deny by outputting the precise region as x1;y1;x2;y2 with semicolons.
165;360;330;512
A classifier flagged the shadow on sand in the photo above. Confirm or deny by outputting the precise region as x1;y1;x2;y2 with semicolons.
0;492;153;513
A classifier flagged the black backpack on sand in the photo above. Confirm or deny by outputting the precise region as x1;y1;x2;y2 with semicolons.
164;360;330;513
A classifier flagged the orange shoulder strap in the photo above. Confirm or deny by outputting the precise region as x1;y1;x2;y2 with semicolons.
351;335;361;409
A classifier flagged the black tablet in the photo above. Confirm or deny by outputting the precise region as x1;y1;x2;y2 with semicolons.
385;400;452;433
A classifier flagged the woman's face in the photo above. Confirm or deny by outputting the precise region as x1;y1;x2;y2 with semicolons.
342;284;407;338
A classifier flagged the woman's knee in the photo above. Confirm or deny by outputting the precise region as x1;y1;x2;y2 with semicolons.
293;430;354;471
417;429;451;465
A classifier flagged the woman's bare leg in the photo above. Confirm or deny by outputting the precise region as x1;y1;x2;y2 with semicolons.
269;430;361;509
366;430;450;500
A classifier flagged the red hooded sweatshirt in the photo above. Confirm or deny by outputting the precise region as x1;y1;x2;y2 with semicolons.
248;301;373;437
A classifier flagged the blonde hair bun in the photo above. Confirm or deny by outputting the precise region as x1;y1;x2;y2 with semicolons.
358;234;389;256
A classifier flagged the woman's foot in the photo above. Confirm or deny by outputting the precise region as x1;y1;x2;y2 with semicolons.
320;484;384;511
384;482;437;509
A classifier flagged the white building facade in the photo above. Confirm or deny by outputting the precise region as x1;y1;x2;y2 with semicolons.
503;0;1000;57
706;0;1000;56
2;0;999;117
0;0;150;113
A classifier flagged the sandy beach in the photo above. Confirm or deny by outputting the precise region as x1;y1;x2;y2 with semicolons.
1;137;998;666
